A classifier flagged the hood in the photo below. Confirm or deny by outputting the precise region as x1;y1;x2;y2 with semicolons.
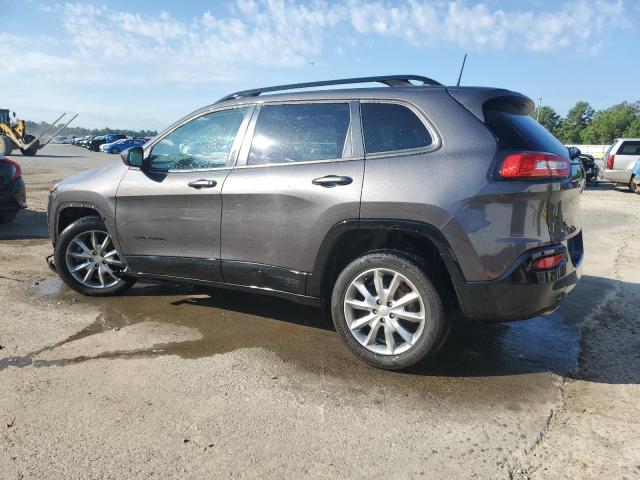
55;162;127;193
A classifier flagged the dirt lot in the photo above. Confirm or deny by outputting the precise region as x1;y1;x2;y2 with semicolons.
1;145;639;479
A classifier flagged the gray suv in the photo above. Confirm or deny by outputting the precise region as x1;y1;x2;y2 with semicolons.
47;75;584;370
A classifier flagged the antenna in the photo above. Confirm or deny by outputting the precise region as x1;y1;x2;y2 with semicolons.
456;53;467;86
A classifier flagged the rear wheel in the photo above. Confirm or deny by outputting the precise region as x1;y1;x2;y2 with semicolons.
331;251;447;370
0;135;12;156
20;135;39;156
54;216;136;296
629;176;638;193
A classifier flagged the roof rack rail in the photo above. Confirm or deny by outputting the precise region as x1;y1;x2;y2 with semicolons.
217;74;442;103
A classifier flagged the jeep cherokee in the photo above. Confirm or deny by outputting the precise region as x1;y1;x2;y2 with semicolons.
47;75;584;370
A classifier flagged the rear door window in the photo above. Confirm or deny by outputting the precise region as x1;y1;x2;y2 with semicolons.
484;109;568;157
617;141;640;155
247;103;351;165
361;103;432;154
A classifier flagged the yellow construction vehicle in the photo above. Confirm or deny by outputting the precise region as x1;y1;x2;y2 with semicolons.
0;109;78;156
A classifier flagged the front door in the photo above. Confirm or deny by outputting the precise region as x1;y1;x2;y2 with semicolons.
116;106;251;281
220;102;364;295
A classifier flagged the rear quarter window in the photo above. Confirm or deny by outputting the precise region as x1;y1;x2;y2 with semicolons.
484;109;568;157
361;103;432;154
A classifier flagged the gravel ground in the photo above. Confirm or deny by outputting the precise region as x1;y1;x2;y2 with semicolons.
0;145;638;479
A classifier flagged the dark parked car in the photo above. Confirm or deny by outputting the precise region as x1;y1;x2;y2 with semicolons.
0;156;27;223
89;134;126;151
77;135;93;148
47;75;584;370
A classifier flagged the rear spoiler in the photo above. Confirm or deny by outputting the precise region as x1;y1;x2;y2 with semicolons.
446;87;534;122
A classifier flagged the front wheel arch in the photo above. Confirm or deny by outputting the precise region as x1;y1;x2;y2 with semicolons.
56;205;103;240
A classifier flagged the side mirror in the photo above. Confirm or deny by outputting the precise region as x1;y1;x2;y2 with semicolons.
121;146;144;168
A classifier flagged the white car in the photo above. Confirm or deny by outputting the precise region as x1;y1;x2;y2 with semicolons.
602;138;640;192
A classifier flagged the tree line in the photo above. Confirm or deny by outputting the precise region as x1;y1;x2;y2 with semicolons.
25;120;157;139
532;101;640;145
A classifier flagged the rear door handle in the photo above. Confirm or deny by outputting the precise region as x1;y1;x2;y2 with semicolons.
188;179;217;189
312;175;353;187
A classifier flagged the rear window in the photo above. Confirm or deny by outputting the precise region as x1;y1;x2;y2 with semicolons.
361;103;432;154
484;109;568;157
617;141;640;155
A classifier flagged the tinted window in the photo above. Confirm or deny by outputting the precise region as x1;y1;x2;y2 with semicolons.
485;109;567;157
248;103;351;165
361;103;432;154
150;108;248;171
618;141;640;155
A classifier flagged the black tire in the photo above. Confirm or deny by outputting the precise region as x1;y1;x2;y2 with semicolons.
0;211;17;223
20;135;39;156
630;176;638;193
112;148;119;154
54;216;136;296
331;251;447;370
0;134;12;156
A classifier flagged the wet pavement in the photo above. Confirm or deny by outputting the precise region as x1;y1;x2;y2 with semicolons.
0;273;586;407
3;146;640;479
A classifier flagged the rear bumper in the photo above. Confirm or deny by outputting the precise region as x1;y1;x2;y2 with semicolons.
453;232;583;322
603;168;631;184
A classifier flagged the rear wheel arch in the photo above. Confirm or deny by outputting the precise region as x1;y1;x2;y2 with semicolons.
308;219;463;309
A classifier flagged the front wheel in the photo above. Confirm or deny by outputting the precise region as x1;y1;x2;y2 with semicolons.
20;135;39;156
54;216;136;296
331;251;447;370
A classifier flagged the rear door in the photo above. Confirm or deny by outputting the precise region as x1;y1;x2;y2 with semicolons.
220;101;364;295
116;106;252;281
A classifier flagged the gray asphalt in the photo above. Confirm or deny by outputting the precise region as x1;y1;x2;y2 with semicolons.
1;145;638;479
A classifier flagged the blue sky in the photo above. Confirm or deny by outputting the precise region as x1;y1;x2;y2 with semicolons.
3;0;639;130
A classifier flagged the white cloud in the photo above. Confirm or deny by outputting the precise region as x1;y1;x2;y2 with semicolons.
2;0;632;90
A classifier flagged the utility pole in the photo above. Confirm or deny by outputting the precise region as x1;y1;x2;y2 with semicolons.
537;97;542;121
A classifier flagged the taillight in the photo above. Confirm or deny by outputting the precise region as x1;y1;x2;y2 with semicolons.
0;158;21;181
499;152;570;180
606;155;615;170
532;252;566;271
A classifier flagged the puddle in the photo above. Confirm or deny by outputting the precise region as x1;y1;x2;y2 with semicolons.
0;277;588;402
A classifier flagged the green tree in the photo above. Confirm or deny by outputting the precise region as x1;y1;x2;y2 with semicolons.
531;105;561;136
555;101;594;143
24;120;157;138
580;102;640;144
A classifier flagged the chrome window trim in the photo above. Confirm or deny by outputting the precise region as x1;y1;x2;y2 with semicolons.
358;99;442;159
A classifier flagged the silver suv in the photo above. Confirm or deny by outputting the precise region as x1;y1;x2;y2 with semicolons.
47;75;584;370
602;138;640;192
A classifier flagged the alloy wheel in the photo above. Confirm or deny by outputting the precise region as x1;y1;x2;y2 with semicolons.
65;230;125;289
343;268;427;355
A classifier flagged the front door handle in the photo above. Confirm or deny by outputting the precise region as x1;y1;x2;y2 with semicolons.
188;179;217;189
312;175;353;187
